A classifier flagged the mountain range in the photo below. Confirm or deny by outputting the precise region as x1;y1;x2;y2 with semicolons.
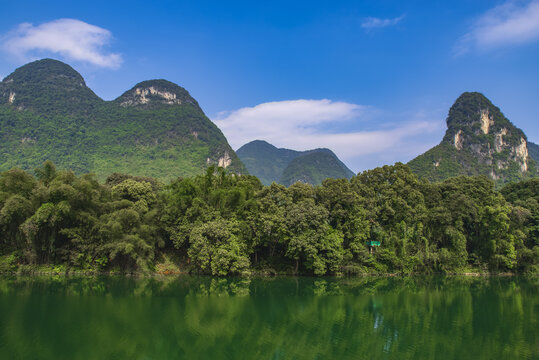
236;140;355;186
0;59;245;181
0;59;537;186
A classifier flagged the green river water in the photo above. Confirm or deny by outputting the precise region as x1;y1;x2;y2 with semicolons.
0;276;536;359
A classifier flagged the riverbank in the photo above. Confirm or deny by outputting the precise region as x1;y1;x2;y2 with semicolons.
1;251;535;277
0;263;525;277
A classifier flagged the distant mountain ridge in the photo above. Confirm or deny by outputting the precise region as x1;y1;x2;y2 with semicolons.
237;140;354;186
0;59;245;180
529;141;539;163
408;92;538;183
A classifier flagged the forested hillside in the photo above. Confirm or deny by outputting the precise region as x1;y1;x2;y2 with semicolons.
0;59;245;180
409;92;538;184
279;151;355;186
529;141;539;163
0;161;536;275
237;140;354;186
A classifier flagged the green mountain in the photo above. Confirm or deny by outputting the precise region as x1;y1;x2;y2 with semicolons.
408;92;538;184
279;150;355;186
0;59;245;180
529;141;539;163
236;140;302;185
236;140;354;186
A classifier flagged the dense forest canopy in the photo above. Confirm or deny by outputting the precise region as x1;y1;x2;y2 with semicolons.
0;161;537;275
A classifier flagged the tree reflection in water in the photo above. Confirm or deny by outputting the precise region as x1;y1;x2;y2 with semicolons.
0;276;536;359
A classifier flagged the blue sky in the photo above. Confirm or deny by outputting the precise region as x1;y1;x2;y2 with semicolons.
1;0;538;172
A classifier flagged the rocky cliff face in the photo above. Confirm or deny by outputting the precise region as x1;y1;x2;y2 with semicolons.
115;79;200;109
408;92;537;183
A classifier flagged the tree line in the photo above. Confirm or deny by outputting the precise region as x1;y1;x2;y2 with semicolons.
0;161;537;275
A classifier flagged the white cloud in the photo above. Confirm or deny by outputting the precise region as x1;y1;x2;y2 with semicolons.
361;15;405;30
213;100;443;172
457;0;539;54
1;19;122;68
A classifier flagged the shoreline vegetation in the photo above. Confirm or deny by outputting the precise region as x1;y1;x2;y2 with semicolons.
0;270;522;277
0;161;537;277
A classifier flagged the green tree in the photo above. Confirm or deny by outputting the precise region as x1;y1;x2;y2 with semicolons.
188;218;250;276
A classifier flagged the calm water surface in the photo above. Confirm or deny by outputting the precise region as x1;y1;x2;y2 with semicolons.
0;276;536;359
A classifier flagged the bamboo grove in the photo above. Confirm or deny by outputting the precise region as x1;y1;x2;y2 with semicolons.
0;161;537;275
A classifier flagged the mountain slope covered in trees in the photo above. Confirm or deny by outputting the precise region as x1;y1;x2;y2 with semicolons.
236;140;354;186
0;59;245;180
279;151;355;186
529;141;539;163
408;92;538;184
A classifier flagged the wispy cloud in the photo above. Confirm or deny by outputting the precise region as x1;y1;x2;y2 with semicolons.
213;100;443;172
456;0;539;54
1;19;122;68
361;15;405;30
